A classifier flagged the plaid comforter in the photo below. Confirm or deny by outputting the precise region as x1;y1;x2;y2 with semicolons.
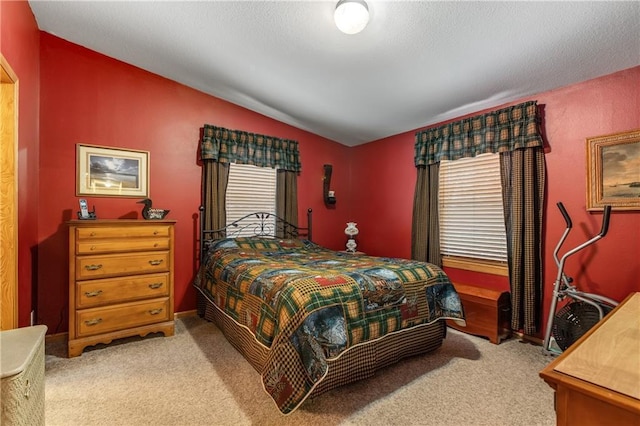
194;237;464;414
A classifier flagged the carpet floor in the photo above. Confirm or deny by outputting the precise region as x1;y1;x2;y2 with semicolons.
44;316;556;425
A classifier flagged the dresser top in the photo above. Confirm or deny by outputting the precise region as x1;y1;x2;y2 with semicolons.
67;219;176;225
0;325;47;378
554;292;640;400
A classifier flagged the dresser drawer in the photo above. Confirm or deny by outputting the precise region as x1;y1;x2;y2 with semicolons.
68;220;175;357
76;238;170;255
76;225;171;240
76;273;170;309
76;251;170;280
76;298;171;338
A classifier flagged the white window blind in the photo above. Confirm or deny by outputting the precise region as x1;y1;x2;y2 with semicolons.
226;163;277;237
438;153;507;262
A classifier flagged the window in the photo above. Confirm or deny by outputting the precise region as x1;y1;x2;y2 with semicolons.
438;153;507;265
226;163;277;237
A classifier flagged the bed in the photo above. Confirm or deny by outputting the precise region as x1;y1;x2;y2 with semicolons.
193;208;465;414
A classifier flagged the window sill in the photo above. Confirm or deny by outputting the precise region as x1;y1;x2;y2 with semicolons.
442;256;509;276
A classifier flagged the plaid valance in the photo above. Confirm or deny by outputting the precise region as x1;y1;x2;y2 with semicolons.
414;101;544;166
201;124;301;172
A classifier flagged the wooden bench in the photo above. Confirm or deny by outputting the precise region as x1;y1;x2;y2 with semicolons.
446;282;512;344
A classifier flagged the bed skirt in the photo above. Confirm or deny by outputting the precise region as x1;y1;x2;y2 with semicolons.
195;287;447;401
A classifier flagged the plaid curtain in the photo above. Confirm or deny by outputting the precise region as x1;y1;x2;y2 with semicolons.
200;124;301;237
411;164;441;266
413;100;546;334
500;148;546;334
201;124;301;172
276;170;299;235
415;101;544;166
202;161;229;234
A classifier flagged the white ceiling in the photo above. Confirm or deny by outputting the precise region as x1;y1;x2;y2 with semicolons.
29;1;640;147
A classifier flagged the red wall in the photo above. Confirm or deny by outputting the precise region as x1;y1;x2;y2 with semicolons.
1;0;41;327
37;33;353;334
7;2;640;338
351;66;640;337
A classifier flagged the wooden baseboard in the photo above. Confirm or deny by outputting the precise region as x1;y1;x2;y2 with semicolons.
512;330;542;346
174;309;197;319
45;332;67;346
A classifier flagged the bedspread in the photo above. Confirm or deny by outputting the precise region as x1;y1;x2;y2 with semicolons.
194;237;464;414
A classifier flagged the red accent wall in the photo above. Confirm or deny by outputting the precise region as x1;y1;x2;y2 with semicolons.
8;2;640;339
37;33;352;334
1;0;41;327
352;66;640;337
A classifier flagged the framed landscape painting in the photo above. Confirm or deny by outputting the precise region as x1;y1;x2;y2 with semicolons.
77;144;149;197
586;129;640;211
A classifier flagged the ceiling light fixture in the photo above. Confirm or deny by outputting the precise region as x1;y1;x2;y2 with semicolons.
334;0;370;35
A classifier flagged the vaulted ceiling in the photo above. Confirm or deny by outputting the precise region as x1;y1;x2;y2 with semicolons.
29;1;640;146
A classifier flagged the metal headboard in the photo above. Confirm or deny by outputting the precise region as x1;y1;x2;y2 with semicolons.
198;207;312;263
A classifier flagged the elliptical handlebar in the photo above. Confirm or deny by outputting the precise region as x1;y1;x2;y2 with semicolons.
599;205;612;237
556;202;611;237
556;202;572;229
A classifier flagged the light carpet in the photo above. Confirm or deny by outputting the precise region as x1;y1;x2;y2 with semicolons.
44;316;556;425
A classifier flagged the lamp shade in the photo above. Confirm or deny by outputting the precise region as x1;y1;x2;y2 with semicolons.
334;0;369;35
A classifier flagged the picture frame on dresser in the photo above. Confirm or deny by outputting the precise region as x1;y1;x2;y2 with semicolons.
586;129;640;211
76;144;149;197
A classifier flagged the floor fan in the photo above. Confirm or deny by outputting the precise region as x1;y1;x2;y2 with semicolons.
551;301;613;351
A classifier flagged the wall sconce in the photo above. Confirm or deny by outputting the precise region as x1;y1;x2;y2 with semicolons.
323;164;336;205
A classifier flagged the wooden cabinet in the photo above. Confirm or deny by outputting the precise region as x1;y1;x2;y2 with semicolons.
446;282;511;344
539;292;640;426
1;325;47;425
68;220;175;357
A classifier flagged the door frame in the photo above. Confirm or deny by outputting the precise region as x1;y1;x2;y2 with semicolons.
1;53;19;330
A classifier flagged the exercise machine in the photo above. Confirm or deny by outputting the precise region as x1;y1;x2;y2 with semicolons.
542;202;617;355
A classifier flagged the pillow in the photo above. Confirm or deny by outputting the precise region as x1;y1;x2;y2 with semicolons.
235;237;283;251
277;238;306;248
206;238;238;252
208;237;312;252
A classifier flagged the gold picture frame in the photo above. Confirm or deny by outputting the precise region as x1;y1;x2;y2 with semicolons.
77;144;149;197
586;129;640;211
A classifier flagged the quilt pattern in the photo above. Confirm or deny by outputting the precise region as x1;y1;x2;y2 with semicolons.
194;237;464;413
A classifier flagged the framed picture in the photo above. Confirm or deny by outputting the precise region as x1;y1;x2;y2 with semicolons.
77;144;149;197
586;129;640;211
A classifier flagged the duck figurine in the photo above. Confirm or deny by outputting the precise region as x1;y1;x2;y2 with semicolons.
137;198;170;220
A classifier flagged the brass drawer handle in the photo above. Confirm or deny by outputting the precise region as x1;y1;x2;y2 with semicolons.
85;318;103;326
148;283;163;289
84;290;103;297
149;259;163;266
149;308;163;315
84;264;103;271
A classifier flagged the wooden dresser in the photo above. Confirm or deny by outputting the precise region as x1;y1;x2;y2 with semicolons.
539;292;640;425
67;220;175;357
